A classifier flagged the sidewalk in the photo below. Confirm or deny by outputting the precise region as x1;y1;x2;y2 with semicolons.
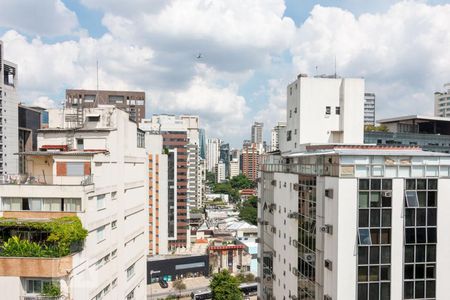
148;276;211;298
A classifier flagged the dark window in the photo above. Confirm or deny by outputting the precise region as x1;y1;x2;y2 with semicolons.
325;106;331;115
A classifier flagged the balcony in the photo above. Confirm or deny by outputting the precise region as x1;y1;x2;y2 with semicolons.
0;216;87;277
0;174;93;186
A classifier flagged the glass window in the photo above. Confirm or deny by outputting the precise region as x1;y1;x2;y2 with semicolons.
371;179;381;190
415;264;425;279
43;198;61;211
415;281;425;298
417;179;427;190
381;246;391;264
359;210;370;227
127;263;135;280
359;192;369;208
417;191;427;207
370;246;379;264
406;179;416;190
380;266;390;281
370;210;380;227
97;226;105;243
405;228;415;244
66;162;85;176
416;228;426;243
358;284;368;299
380;283;390;300
426;280;436;298
369;266;379;281
416;209;426;226
359;229;372;245
370;192;381;207
405;191;419;207
382;179;392;190
405;209;415;226
358;247;369;264
427;228;437;243
97;194;106;210
381;210;391;227
358;266;368;281
427;191;437;207
427;245;436;262
404;246;414;263
359;179;370;190
428;179;437;190
29;198;42;211
404;281;414;299
416;245;425;262
369;283;379;299
405;265;414;279
64;198;81;212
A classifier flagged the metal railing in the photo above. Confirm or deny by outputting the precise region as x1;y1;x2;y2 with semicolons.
0;174;93;186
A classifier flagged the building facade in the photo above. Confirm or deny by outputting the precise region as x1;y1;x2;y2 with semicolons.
207;138;221;172
18;105;42;173
199;128;206;159
229;159;240;179
364;93;376;125
220;143;230;177
271;122;287;152
282;74;364;153
0;106;148;299
65;89;145;124
251;122;264;145
0;41;19;176
215;161;226;183
242;143;260;181
434;83;450;117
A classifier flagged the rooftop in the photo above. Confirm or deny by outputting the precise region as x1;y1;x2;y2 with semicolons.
378;115;450;124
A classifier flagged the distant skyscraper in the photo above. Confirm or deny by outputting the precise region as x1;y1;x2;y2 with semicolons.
220;143;230;177
215;161;226;183
0;41;18;176
207;138;221;172
251;122;264;145
229;159;240;179
364;92;376;125
199;128;206;159
435;83;450;117
271;121;287;151
242;143;260;181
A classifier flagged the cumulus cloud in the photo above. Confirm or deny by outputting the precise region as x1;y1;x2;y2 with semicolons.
30;96;58;109
0;0;78;36
291;1;450;119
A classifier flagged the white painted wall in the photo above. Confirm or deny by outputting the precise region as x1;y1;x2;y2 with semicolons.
436;178;450;299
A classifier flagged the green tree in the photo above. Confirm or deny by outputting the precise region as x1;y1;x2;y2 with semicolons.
229;174;255;189
238;195;258;225
173;279;186;296
210;270;243;300
206;171;216;186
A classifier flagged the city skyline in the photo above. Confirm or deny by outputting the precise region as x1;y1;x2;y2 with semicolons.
1;0;450;147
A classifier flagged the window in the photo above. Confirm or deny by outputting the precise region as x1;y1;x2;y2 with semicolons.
126;263;136;280
76;139;84;150
97;194;106;210
111;191;117;200
84;94;96;103
358;229;372;245
287;130;292;141
103;284;111;295
335;106;340;115
111;220;117;229
2;197;21;210
43;198;61;211
109;95;124;103
405;191;419;207
96;226;106;243
126;289;135;300
64;198;81;212
325;106;331;115
66;162;85;176
112;278;118;288
25;279;58;295
112;249;117;258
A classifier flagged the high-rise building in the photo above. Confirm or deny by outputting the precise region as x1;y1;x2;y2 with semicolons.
220;142;230;177
242;143;260;181
434;83;450;117
229;159;240;179
251;122;264;145
258;74;450;300
215;161;226;183
141;115;203;249
199;128;206;159
282;74;364;153
0;41;18;176
145;133;169;255
207;138;221;172
270;121;286;151
364;92;376;125
0;106;148;299
65;89;145;124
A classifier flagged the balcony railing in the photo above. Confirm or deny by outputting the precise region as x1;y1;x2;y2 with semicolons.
21;295;65;300
0;174;93;186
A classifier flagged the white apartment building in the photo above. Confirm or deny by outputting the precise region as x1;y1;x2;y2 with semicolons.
282;74;364;153
0;41;19;175
364;93;376;126
252;122;264;145
229;159;240;179
215;161;226;183
258;74;448;300
207;138;221;172
0;106;148;300
434;83;450;117
271;122;287;152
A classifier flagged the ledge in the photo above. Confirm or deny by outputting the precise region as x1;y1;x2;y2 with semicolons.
0;255;73;277
2;211;77;219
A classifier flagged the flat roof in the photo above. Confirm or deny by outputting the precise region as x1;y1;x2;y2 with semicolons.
378;115;450;124
16;150;106;156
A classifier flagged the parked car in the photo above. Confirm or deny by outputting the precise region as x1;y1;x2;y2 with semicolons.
159;279;168;288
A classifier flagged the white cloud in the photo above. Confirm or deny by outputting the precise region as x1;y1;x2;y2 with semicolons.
30;96;58;109
0;0;78;36
291;1;450;119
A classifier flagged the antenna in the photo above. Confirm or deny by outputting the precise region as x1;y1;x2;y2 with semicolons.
334;55;337;78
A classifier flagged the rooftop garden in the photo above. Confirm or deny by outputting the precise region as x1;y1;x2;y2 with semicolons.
0;216;88;257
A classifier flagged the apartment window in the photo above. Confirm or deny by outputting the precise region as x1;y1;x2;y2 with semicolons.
294;107;297;113
111;220;117;229
403;179;437;299
64;198;81;212
111;191;117;200
97;194;106;210
84;94;96;103
126;289;135;300
96;226;106;243
289;87;293;95
66;162;85;176
287;130;292;141
103;284;111;295
358;179;392;300
325;106;331;115
336;106;341;115
289;110;292;118
76;139;84;150
2;197;22;210
112;249;117;258
109;95;124;104
25;279;58;294
112;278;118;288
43;198;61;211
92;291;102;300
126;263;136;280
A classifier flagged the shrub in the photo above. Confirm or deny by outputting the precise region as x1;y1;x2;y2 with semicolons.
42;282;61;297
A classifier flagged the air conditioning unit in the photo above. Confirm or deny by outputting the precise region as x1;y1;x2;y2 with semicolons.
304;253;315;263
325;259;333;271
325;189;334;199
382;191;392;197
271;226;277;234
293;183;300;191
272;273;277;280
270;203;277;210
292;268;300;276
292;240;298;248
324;295;332;300
320;224;333;235
271;180;277;186
288;212;299;219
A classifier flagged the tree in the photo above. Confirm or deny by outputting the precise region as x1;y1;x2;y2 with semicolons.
173;279;186;296
210;270;243;300
238;195;258;225
206;171;216;186
229;174;255;189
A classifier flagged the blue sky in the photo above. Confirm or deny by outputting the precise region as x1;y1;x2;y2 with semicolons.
1;0;450;147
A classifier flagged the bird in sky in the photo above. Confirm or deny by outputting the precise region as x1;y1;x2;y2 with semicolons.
196;53;204;59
